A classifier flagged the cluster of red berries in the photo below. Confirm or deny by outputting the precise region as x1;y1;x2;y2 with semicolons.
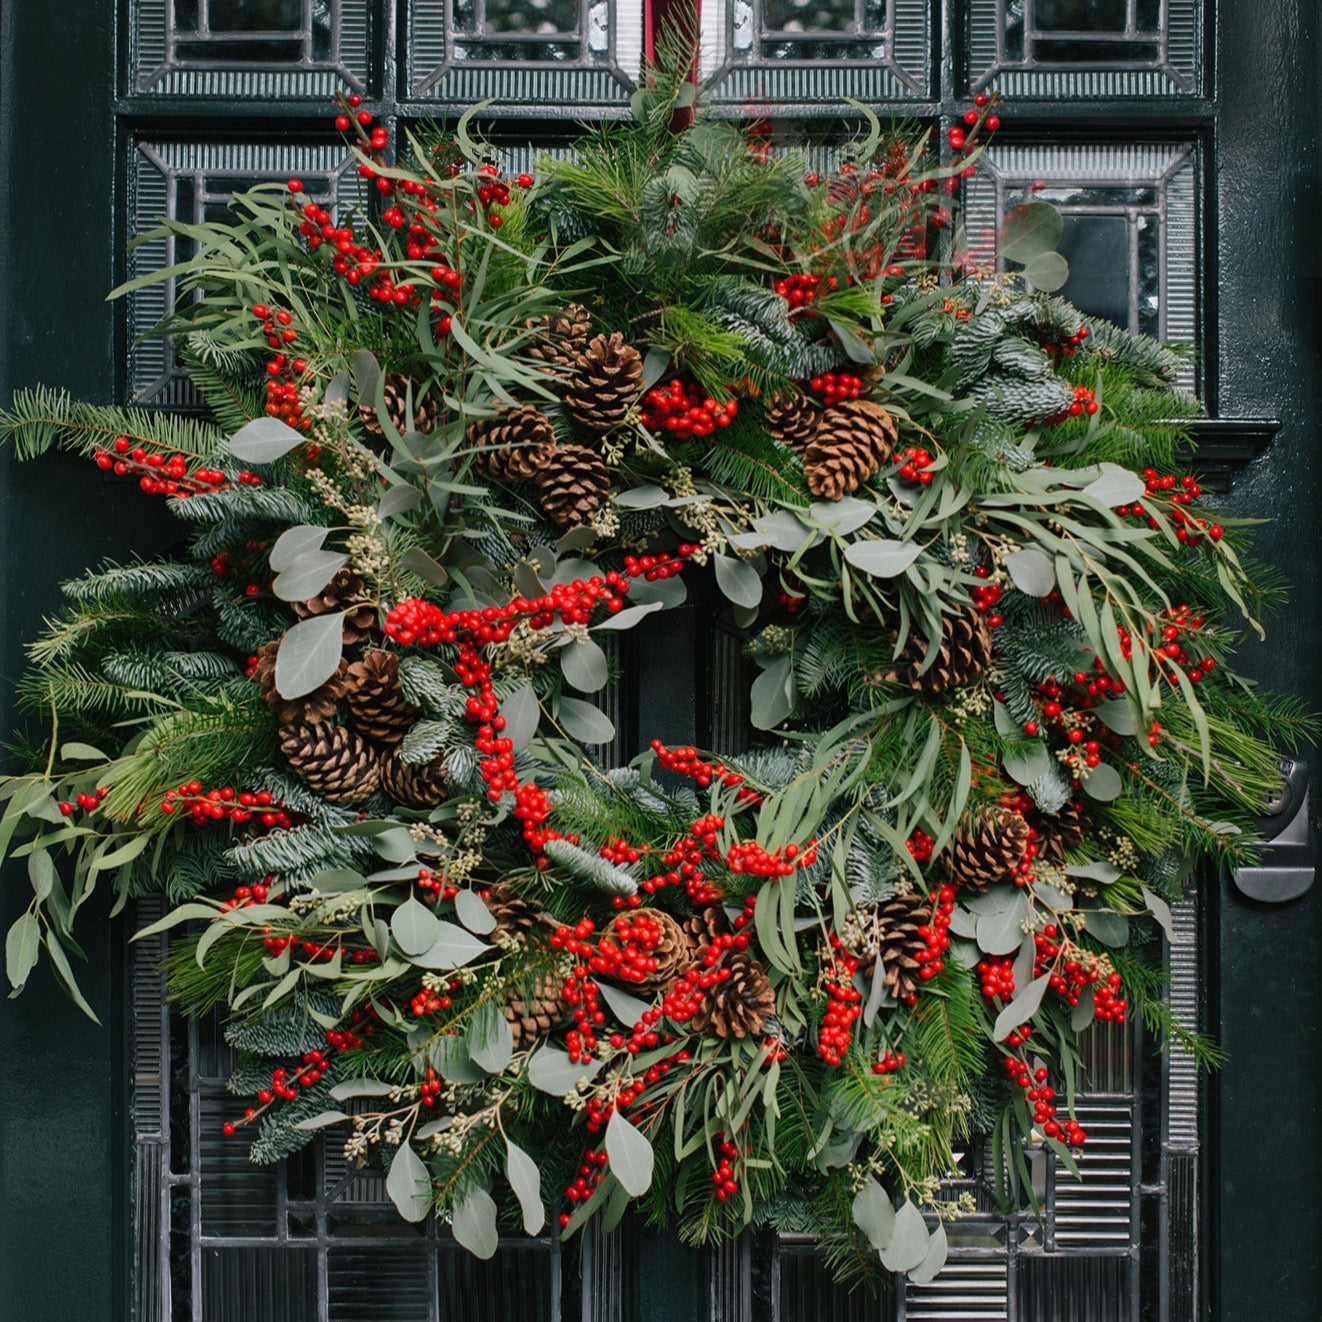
331;93;394;195
410;978;462;1016
650;741;762;805
640;377;738;437
93;435;253;498
220;878;271;912
559;1145;609;1222
711;1137;744;1201
631;819;719;905
1117;471;1223;546
978;955;1017;1002
905;829;935;863
416;867;459;902
1045;384;1099;426
1043;324;1090;358
221;1047;331;1136
871;1050;906;1075
727;837;817;878
250;303;315;431
159;782;292;828
1003;1055;1087;1146
971;565;1005;625
562;971;605;1062
774;273;836;318
420;1067;443;1108
589;911;676;985
805;371;863;404
58;786;109;817
913;886;955;986
895;446;936;486
817;939;862;1065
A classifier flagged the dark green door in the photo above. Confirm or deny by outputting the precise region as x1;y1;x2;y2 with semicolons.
1;2;1318;1319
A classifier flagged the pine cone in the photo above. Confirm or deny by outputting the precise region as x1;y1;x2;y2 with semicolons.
291;569;377;648
358;373;440;439
279;723;381;805
891;609;993;699
802;399;898;499
692;953;775;1039
343;650;417;748
609;908;689;993
505;969;569;1047
764;394;821;453
379;754;448;809
469;405;558;482
1030;800;1088;865
868;893;932;1004
682;906;730;960
562;332;644;432
535;443;611;528
942;810;1031;894
484;881;554;937
251;640;348;726
525;304;593;375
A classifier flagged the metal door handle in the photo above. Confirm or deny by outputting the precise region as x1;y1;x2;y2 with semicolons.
1231;758;1314;903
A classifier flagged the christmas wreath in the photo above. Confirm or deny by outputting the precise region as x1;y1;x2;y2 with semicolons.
0;63;1308;1288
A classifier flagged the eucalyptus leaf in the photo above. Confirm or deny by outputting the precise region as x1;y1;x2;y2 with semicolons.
1093;700;1139;736
454;889;497;935
386;1142;433;1223
398;546;450;587
269;524;329;571
1021;250;1070;293
274;611;348;700
594;602;663;631
878;1199;930;1274
293;1110;350;1131
528;1045;603;1094
713;553;764;609
1081;762;1123;801
1000;201;1064;263
1082;909;1130;946
272;550;349;602
992;973;1051;1041
614;484;668;510
378;483;422;519
851;1178;895;1251
5;912;40;991
501;683;540;753
1004;547;1055;597
391;897;441;957
452;1187;499;1259
597;980;651;1028
977;899;1028;956
1082;463;1146;508
749;655;795;730
229;416;307;464
558;696;615;745
560;638;609;693
907;1221;949;1286
1141;886;1175;941
1063;860;1122;884
506;1139;546;1235
605;1109;654;1196
410;921;490;970
842;539;922;578
808;496;875;535
466;998;514;1073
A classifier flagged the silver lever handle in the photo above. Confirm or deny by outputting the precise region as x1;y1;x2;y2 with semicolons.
1231;758;1314;904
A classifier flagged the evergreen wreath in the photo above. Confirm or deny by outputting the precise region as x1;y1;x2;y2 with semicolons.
0;56;1309;1289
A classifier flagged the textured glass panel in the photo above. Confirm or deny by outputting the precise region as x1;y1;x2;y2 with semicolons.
209;0;305;28
128;138;362;406
1035;38;1160;61
699;0;929;109
201;1248;319;1322
906;1259;1009;1318
1018;1253;1132;1322
1035;0;1128;31
1057;214;1132;327
436;1243;560;1320
406;0;642;112
967;0;1201;96
776;1240;890;1320
329;1247;431;1321
960;141;1199;389
130;0;370;97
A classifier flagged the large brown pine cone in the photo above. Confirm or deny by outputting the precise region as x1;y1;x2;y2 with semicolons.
1030;800;1088;864
608;908;689;993
505;969;569;1047
469;405;558;482
484;881;554;937
682;906;731;961
535;443;611;527
890;609;993;699
764;394;822;452
525;304;593;375
867;893;932;1004
379;754;448;809
279;722;381;805
343;650;417;749
251;641;348;726
562;332;644;432
692;953;775;1039
942;809;1031;894
291;569;377;648
802;400;899;499
358;373;440;439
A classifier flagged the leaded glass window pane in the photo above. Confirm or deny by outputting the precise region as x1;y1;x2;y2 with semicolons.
966;0;1202;98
